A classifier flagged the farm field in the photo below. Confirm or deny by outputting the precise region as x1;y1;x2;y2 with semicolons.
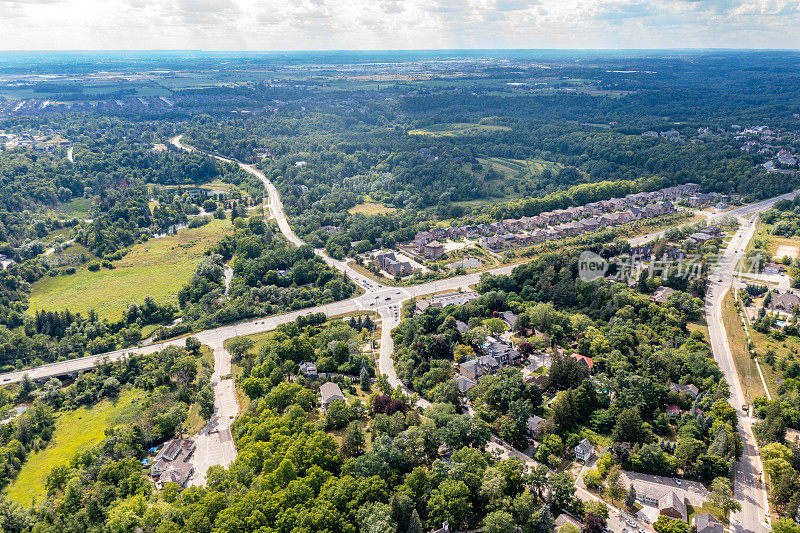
5;388;144;505
28;218;233;320
408;122;511;136
348;202;397;215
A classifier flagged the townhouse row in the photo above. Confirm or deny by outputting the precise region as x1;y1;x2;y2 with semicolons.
413;183;700;256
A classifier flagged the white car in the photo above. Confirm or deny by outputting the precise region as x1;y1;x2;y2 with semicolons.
626;519;636;527
673;477;682;485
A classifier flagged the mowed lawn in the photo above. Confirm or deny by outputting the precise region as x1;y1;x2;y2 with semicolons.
5;388;144;505
29;218;232;320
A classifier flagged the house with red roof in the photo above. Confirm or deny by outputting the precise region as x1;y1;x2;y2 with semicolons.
570;353;593;370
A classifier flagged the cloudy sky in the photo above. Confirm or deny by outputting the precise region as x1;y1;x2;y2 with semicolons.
0;0;798;50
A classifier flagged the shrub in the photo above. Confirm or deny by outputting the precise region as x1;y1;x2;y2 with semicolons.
87;261;100;271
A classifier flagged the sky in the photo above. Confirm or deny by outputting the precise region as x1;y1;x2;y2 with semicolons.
0;0;798;51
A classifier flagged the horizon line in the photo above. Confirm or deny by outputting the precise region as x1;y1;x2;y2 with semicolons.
0;47;799;54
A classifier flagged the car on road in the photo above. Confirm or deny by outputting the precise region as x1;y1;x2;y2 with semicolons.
673;477;682;485
626;519;636;527
385;297;391;300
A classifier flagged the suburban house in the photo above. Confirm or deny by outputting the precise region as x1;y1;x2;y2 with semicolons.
769;291;800;313
458;359;486;381
150;437;196;487
422;241;445;259
459;355;501;381
686;232;715;245
299;361;318;380
527;415;546;436
413;231;433;251
455;320;469;334
629;246;652;261
374;251;413;277
650;286;676;305
686;192;717;207
454;375;477;393
659;491;688;522
666;404;684;417
763;262;784;275
500;311;518;329
570;353;593;370
319;382;345;413
669;382;700;399
574;438;595;461
694;513;724;533
482;336;521;366
663;247;686;262
633;485;688;522
554;514;584;532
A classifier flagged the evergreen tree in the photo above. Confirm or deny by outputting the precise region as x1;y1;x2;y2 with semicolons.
408;509;423;533
360;365;372;392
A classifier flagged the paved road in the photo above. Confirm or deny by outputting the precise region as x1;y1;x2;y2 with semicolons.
628;194;800;248
188;335;238;486
170;135;381;293
706;215;773;533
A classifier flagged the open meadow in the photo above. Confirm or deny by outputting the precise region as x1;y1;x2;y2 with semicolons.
28;218;232;320
5;388;144;505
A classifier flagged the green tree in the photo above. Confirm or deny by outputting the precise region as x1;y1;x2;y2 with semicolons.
185;336;202;355
408;509;424;533
484;510;515;533
710;477;741;516
612;407;646;444
653;516;689;533
625;484;637;509
341;421;366;457
604;465;626;506
227;337;254;361
360;366;371;392
427;479;471;530
325;399;351;429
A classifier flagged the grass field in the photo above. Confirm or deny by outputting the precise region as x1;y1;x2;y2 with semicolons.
348;202;397;215
408;123;511;137
5;388;144;505
29;218;233;320
722;292;781;400
60;197;92;218
480;156;562;177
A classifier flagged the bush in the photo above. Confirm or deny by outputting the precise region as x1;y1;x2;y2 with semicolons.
188;216;211;229
87;261;100;271
101;259;114;269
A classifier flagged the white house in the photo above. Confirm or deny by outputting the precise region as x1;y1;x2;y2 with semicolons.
574;438;595;461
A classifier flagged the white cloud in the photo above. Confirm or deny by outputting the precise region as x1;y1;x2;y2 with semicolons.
0;0;798;50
